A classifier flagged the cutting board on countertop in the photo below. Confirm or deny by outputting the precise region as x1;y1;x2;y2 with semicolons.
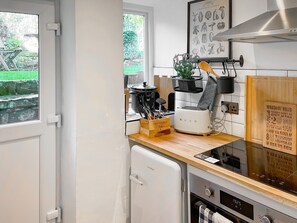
154;76;174;109
245;76;297;154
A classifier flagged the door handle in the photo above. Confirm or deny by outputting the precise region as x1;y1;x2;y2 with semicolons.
129;174;144;186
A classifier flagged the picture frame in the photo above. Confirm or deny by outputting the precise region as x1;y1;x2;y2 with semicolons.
187;0;232;61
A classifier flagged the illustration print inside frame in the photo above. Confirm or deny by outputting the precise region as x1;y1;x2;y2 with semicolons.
188;0;231;59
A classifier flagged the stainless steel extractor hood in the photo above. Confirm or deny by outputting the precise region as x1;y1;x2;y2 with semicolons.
214;0;297;43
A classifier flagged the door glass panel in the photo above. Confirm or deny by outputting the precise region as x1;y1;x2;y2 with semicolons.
0;12;39;125
123;13;145;87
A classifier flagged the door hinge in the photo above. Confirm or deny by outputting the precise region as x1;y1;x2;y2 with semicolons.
47;23;61;36
47;114;62;128
47;207;62;222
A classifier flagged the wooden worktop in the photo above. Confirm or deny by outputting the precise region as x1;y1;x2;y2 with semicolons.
129;129;297;209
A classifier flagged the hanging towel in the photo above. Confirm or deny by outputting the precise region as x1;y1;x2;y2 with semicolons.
199;204;214;223
194;201;205;210
197;76;218;111
212;212;233;223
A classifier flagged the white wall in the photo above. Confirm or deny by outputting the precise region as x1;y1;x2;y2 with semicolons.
60;0;76;222
60;0;129;222
124;0;187;68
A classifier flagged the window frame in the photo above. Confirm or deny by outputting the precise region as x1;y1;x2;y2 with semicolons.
123;3;154;85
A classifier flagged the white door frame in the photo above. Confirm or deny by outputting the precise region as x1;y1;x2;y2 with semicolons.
0;1;57;222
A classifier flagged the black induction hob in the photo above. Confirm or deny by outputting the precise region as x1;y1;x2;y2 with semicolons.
194;139;297;196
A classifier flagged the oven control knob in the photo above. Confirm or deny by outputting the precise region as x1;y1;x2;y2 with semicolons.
260;215;273;223
205;188;214;197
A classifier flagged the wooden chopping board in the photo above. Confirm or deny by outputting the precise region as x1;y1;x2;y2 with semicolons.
245;76;297;152
154;76;174;109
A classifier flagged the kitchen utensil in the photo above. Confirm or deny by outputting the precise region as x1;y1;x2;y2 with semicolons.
168;93;175;111
217;76;234;94
156;98;166;112
216;61;236;94
198;61;235;94
156;98;166;118
198;61;220;78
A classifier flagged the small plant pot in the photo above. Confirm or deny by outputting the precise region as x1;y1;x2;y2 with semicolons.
178;79;197;92
171;76;203;93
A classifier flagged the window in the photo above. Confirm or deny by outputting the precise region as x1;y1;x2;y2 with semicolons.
123;4;153;87
0;11;39;125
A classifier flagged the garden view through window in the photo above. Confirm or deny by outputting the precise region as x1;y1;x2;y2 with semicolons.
123;13;145;87
0;12;39;125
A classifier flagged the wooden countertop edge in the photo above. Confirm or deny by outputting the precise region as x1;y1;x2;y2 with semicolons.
128;132;297;209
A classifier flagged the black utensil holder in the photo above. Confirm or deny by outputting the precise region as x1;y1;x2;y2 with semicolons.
217;76;234;94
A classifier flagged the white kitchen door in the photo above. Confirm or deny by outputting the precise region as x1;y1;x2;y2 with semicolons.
0;1;57;223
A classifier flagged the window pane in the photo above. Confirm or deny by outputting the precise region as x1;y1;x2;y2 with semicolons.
0;12;39;125
123;13;145;87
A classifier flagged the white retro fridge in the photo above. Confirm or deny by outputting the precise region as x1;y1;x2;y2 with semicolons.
130;145;187;223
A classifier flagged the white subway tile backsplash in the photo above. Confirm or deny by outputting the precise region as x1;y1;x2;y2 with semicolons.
175;92;191;101
175;92;183;100
193;70;208;81
222;94;232;102
232;123;245;138
220;69;235;78
231;110;245;125
175;100;189;109
213;69;224;76
190;93;201;104
288;70;297;77
215;108;232;122
232;96;245;111
223;121;232;135
256;70;287;77
233;83;245;97
193;69;200;76
235;70;256;83
173;68;294;139
126;121;140;135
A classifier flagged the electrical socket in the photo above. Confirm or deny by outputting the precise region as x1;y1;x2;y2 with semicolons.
221;101;239;115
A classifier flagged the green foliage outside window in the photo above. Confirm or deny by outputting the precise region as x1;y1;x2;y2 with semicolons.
123;14;144;75
123;30;138;60
0;12;38;75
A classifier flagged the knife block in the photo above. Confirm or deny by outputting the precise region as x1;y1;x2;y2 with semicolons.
140;117;171;138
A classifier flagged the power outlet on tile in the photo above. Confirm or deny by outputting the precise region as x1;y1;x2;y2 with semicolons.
221;101;239;115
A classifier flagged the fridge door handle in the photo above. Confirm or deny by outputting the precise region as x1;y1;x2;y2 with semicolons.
129;174;144;186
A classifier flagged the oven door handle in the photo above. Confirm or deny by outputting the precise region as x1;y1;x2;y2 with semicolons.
130;174;144;186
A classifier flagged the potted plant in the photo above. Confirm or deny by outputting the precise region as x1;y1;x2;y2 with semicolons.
173;54;200;92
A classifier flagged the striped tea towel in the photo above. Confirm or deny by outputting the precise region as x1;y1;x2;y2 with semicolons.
199;204;214;223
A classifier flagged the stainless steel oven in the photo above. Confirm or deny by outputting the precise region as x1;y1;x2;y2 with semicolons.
189;166;297;223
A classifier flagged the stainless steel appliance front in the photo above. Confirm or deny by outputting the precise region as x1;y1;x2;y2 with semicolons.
189;166;297;223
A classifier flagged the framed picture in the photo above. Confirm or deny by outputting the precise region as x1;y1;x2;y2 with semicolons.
187;0;232;60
